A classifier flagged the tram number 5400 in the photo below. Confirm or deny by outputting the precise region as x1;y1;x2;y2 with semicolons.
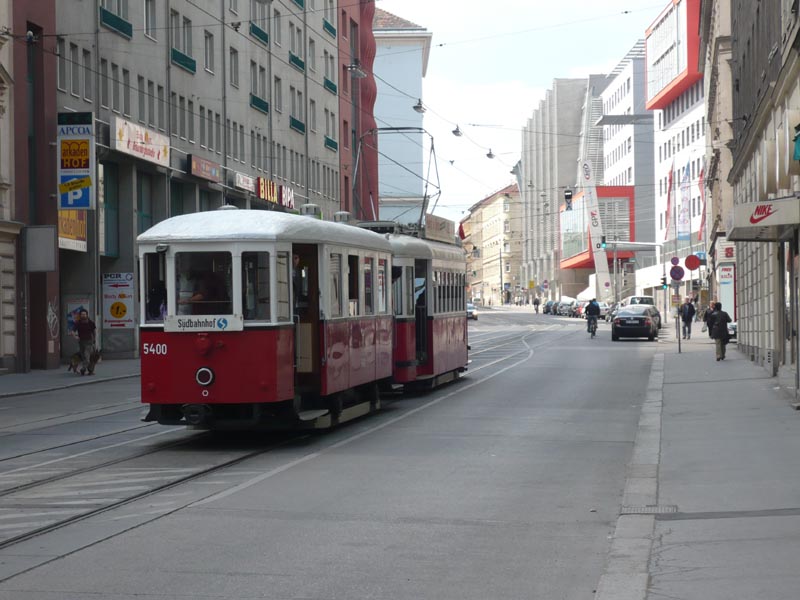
143;343;168;356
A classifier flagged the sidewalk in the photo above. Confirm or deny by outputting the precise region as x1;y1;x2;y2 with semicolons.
597;327;800;600
0;357;140;399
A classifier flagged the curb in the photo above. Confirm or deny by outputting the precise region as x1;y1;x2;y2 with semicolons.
594;352;663;600
0;373;140;399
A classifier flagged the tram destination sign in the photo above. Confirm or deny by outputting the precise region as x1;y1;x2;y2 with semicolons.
164;314;244;333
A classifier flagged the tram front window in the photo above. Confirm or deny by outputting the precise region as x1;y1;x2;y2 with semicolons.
175;251;232;315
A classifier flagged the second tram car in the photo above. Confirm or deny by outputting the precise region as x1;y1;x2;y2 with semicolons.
138;208;467;430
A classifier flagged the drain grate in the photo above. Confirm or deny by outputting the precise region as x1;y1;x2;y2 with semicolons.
620;505;678;515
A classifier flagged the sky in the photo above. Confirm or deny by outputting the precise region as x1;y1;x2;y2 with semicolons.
374;0;667;223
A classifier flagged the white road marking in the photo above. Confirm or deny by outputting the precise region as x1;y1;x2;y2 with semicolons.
193;335;537;507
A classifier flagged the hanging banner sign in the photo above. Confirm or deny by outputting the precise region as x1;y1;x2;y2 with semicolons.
581;159;613;301
58;209;88;252
111;116;170;167
102;272;136;329
58;112;96;210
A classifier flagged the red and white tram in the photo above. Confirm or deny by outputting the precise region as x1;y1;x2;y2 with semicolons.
138;208;467;430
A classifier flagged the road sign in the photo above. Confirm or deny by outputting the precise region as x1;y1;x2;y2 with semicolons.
670;265;685;281
685;255;701;270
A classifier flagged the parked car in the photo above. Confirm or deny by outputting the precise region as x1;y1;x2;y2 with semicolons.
612;305;660;341
597;302;610;318
466;302;478;320
557;300;574;316
605;302;620;322
620;295;656;307
728;321;737;340
543;300;556;314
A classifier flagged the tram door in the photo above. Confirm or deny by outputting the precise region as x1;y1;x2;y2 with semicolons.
293;244;320;394
414;259;428;363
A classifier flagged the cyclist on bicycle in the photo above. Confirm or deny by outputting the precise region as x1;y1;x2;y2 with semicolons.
585;298;601;335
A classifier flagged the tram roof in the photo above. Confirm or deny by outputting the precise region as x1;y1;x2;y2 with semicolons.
137;210;393;251
387;234;467;263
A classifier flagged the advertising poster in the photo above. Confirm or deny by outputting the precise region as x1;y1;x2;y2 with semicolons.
103;272;136;329
66;296;92;339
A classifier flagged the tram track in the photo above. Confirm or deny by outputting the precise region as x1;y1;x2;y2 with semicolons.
0;318;579;582
0;432;300;552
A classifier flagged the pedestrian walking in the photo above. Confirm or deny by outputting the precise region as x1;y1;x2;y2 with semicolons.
74;309;97;375
709;302;732;361
703;302;716;338
680;297;696;339
533;297;540;313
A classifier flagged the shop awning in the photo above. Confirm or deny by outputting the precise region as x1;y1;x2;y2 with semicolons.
727;196;800;242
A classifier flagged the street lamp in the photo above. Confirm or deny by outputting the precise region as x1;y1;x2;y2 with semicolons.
413;99;426;114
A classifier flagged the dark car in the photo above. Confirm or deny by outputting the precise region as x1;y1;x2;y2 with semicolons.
612;305;659;341
544;300;556;314
466;302;478;320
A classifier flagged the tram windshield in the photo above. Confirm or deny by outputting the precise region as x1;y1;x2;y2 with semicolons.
175;251;232;315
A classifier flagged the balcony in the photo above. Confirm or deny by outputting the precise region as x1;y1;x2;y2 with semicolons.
292;0;305;7
323;77;337;95
324;136;338;152
323;19;337;39
289;52;305;73
99;7;133;39
249;22;269;46
171;48;196;74
250;94;269;115
290;117;306;134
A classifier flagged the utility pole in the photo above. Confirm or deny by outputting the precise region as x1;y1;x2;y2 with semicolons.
499;246;503;305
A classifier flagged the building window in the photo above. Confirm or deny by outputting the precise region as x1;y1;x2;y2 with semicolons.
204;31;214;72
188;100;195;142
342;119;349;147
274;76;282;111
56;38;66;90
122;68;130;115
258;66;266;99
158;85;165;130
309;99;316;131
102;0;128;19
144;0;156;38
83;49;92;100
229;47;239;87
199;106;206;147
137;76;145;122
273;9;282;45
170;10;179;48
69;43;80;96
229;0;238;13
147;80;155;126
251;0;267;29
182;17;192;55
100;59;109;107
171;92;178;137
111;63;120;112
308;39;316;71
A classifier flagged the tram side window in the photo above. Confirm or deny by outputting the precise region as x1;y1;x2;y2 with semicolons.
406;267;415;316
175;251;232;315
276;251;291;322
330;253;342;318
348;254;359;317
435;271;444;314
377;259;388;314
364;257;374;315
392;266;403;316
242;251;270;321
143;252;167;323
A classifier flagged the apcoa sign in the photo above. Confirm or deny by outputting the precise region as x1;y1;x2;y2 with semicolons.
58;112;95;210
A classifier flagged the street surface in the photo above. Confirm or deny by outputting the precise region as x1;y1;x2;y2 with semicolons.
0;310;661;598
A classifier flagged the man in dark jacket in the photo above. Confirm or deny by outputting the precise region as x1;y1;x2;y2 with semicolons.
710;302;732;361
680;297;696;339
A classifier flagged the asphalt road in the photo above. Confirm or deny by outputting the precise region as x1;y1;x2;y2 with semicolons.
0;310;660;599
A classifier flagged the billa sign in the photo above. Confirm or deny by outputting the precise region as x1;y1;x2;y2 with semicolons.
256;177;295;209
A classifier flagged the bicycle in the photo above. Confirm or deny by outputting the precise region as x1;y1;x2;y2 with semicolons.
587;315;598;338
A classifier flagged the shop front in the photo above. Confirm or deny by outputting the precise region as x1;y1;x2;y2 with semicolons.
729;195;800;387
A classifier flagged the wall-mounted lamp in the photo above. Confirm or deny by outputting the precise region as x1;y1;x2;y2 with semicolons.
486;149;495;159
413;99;426;114
346;59;367;79
452;125;463;137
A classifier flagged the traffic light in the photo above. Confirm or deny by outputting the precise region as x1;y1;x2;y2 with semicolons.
601;235;607;249
660;276;668;289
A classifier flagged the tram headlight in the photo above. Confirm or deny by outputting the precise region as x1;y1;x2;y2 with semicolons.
195;367;215;386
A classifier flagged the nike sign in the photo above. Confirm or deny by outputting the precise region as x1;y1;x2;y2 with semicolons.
749;204;775;224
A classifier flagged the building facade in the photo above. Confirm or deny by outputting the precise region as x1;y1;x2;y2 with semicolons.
3;0;378;368
518;78;587;302
724;0;800;386
0;0;18;372
372;8;431;221
14;0;60;371
598;41;657;280
464;184;522;307
644;0;709;317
